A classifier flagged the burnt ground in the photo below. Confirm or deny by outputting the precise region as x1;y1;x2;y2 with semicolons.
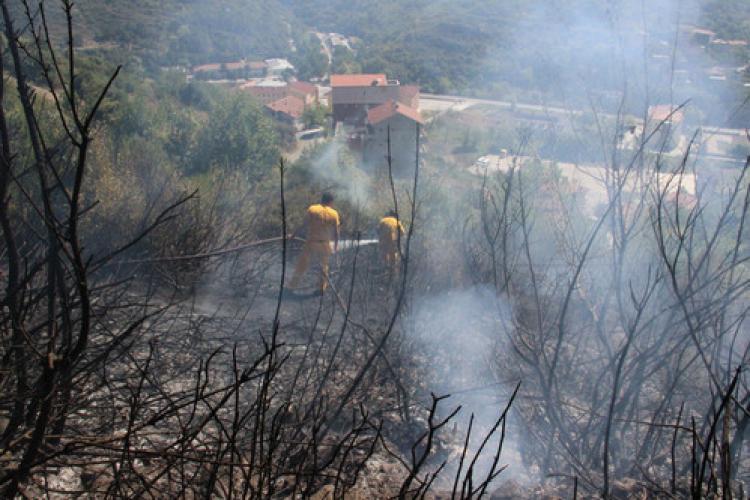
147;240;541;497
24;238;679;497
175;241;689;499
146;240;437;496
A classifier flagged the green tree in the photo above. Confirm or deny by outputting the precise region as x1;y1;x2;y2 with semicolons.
302;104;328;129
165;108;200;168
108;93;153;141
291;33;329;80
192;94;280;180
331;45;361;74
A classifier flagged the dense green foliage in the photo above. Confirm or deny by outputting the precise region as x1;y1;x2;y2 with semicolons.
50;57;287;255
192;94;279;178
282;0;528;93
703;0;750;65
51;0;293;69
284;0;672;95
24;1;749;137
302;104;328;129
283;0;748;119
71;57;282;181
290;33;329;81
33;0;749;102
331;46;361;75
703;0;750;41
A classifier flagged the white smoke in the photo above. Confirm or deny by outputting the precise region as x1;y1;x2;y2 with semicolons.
407;285;529;485
306;136;376;209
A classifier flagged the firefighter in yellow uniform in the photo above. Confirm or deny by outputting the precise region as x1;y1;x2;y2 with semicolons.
378;211;405;272
289;192;340;293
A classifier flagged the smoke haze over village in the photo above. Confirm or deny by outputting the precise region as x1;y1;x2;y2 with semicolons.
0;0;749;497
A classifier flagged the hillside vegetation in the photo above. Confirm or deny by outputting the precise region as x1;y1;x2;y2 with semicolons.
287;0;747;105
2;1;750;497
27;0;750;100
283;0;530;93
40;0;293;69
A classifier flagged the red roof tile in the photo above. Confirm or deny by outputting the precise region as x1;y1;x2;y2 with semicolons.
224;61;247;71
398;85;419;100
331;74;387;87
692;28;716;36
289;81;317;96
367;100;423;125
192;63;222;73
265;96;305;119
649;105;684;124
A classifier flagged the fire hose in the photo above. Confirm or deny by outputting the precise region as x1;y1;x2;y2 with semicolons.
117;236;304;265
119;237;378;265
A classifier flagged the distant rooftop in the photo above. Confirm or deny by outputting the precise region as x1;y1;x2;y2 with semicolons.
289;80;318;95
331;74;387;87
399;85;419;100
691;28;716;36
193;63;222;73
241;78;287;88
648;105;684;125
367;99;423;125
266;96;305;119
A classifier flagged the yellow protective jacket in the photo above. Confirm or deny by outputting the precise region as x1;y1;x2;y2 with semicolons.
306;204;340;243
378;216;405;247
289;204;340;291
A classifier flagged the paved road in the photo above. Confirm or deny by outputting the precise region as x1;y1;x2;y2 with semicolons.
420;93;748;165
420;93;584;118
421;93;749;135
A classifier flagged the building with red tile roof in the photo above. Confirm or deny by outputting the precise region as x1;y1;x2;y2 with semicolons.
242;79;320;109
330;73;419;125
398;85;420;109
364;100;423;177
648;105;684;125
247;61;268;71
224;61;248;71
330;74;387;87
648;105;685;151
265;95;306;127
367;100;423;126
288;81;319;106
241;79;289;104
192;63;223;73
